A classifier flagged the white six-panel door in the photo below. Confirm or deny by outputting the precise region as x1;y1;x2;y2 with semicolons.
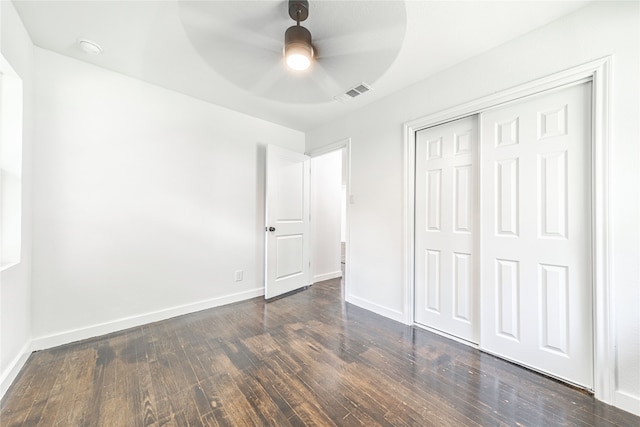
414;82;593;388
415;116;478;343
479;82;593;388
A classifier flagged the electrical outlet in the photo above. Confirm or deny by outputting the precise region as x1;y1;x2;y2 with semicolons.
234;270;243;282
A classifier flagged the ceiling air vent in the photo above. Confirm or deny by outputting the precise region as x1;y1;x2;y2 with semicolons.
334;82;372;103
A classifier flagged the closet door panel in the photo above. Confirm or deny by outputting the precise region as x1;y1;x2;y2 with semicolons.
480;82;593;388
415;116;478;343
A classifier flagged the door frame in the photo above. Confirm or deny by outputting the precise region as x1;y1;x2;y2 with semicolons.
307;138;352;299
402;57;612;402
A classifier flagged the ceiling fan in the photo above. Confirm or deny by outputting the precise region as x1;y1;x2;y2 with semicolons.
177;0;407;104
283;0;314;71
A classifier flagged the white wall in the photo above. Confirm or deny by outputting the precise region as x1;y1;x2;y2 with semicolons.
0;0;34;397
30;48;304;348
306;2;639;415
310;149;342;283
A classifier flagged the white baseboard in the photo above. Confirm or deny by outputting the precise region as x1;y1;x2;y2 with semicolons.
615;390;640;416
413;322;480;347
31;287;264;351
346;294;405;323
1;341;32;400
9;285;639;419
312;270;342;283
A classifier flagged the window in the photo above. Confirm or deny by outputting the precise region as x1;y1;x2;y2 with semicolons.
0;53;23;270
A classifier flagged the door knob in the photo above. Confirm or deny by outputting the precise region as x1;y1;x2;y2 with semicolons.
268;226;276;232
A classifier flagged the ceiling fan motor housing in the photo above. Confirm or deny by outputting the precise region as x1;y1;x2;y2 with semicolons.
288;0;309;22
285;25;313;50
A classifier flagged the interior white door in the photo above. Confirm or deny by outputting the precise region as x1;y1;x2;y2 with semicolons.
415;116;478;343
480;82;593;388
265;144;310;299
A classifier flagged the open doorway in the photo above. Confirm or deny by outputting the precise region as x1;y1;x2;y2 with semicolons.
309;140;350;299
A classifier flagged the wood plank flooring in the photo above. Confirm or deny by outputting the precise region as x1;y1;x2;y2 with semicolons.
1;277;638;426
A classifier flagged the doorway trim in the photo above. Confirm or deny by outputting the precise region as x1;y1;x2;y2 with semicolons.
402;57;612;403
307;138;352;300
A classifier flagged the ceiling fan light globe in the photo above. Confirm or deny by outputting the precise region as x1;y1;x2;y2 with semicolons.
285;45;312;71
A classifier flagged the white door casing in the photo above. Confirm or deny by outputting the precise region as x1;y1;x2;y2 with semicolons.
265;145;310;299
415;116;479;343
480;82;593;388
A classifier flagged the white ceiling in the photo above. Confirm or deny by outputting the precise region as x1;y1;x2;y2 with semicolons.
13;0;592;131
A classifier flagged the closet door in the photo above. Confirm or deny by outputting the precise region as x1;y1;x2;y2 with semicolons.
415;116;478;343
480;82;593;388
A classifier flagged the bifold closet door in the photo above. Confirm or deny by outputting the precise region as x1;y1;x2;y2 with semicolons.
415;116;478;343
480;82;593;388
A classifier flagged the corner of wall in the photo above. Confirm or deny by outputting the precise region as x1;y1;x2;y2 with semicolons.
346;293;406;324
0;0;35;402
0;341;32;400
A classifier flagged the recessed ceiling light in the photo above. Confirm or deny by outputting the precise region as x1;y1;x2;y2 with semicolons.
78;39;102;55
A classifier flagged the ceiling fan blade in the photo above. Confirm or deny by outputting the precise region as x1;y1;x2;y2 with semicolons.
179;1;283;53
306;62;347;99
244;56;344;104
306;0;406;40
315;25;406;59
250;61;287;95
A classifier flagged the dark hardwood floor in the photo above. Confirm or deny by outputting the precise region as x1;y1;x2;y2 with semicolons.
1;277;638;426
